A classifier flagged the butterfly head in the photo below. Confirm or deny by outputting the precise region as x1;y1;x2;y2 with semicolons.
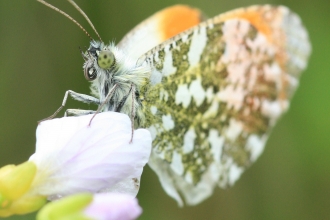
82;41;116;81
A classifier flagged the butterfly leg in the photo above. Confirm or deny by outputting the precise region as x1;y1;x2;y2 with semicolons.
112;84;135;143
129;84;136;143
114;85;133;112
38;90;100;123
65;109;96;117
88;84;118;126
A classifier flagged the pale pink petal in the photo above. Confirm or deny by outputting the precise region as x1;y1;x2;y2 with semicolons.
29;112;152;198
84;193;142;220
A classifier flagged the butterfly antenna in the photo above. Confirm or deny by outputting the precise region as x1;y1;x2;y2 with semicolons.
37;0;93;41
67;0;103;42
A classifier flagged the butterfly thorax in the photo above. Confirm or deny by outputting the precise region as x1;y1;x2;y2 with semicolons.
82;41;151;126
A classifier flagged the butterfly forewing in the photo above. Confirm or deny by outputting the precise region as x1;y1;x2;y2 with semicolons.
135;5;310;206
117;5;204;60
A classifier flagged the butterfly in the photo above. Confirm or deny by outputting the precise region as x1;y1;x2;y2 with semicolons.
38;0;311;206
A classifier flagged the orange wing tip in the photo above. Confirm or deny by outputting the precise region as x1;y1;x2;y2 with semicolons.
156;5;204;41
216;6;274;41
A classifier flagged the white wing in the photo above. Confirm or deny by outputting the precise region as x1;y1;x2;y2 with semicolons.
137;5;310;206
117;5;204;60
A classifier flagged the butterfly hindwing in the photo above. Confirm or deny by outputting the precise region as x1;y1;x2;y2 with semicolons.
136;5;310;206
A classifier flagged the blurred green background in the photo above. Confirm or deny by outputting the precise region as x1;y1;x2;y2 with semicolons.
0;0;328;219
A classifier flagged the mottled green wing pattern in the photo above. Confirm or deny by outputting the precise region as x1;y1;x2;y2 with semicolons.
137;5;310;206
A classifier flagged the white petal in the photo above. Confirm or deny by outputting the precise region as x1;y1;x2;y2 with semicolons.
99;177;141;198
29;112;152;198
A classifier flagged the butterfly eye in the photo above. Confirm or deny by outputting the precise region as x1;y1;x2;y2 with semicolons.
97;50;115;69
84;66;97;81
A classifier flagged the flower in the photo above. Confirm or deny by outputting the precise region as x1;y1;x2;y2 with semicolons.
37;193;142;220
0;112;152;216
0;162;47;217
30;112;152;198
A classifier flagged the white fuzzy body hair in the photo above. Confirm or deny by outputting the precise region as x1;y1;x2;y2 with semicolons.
85;41;150;125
